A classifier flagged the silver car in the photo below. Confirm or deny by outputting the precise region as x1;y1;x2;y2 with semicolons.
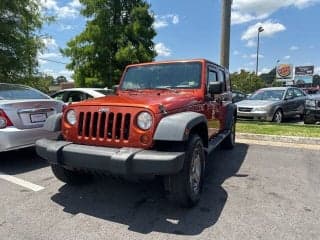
236;87;306;123
0;83;64;152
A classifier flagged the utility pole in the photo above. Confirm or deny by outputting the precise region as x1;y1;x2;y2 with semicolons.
256;26;264;75
220;0;232;69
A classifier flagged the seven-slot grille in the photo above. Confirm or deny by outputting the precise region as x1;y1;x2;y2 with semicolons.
77;111;131;141
238;107;253;112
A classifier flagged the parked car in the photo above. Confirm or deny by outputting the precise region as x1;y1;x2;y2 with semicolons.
51;88;113;103
232;90;247;103
0;83;64;152
304;93;320;124
36;59;237;207
302;87;320;95
236;87;306;123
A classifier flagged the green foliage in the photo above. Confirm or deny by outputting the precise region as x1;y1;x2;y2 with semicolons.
0;0;45;82
231;70;265;94
62;0;157;88
313;74;320;86
21;75;53;93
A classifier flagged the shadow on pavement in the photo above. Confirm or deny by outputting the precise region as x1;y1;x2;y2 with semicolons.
0;147;48;174
51;143;249;235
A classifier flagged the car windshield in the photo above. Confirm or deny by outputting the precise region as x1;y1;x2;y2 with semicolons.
120;62;202;90
0;84;49;100
249;89;285;101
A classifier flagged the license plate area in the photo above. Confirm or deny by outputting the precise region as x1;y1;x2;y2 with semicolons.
30;113;47;123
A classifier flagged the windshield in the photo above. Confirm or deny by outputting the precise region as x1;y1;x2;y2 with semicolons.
0;84;49;100
120;62;202;90
249;89;285;101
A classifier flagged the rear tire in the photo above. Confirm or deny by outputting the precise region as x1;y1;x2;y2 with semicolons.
221;116;236;149
51;164;92;185
304;115;316;124
164;134;205;208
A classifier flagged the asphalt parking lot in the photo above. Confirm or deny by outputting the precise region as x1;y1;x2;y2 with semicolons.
0;143;319;240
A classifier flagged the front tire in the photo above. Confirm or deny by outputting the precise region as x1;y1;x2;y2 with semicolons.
164;134;205;208
51;164;92;185
272;109;283;123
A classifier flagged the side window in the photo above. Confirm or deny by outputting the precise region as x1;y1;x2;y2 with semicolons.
285;89;294;99
52;92;64;101
218;69;227;91
66;91;86;102
293;88;304;97
86;94;93;99
208;70;218;84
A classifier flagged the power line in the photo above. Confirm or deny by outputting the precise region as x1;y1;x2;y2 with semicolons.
39;57;68;65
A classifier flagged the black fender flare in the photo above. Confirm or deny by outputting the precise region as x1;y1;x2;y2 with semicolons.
153;111;208;142
43;113;62;132
225;104;237;130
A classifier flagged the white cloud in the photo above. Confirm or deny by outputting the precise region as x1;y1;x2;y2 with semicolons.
283;55;291;60
250;53;264;59
153;14;180;29
232;0;320;25
40;0;80;19
242;20;286;40
57;6;79;18
68;0;82;9
290;46;299;51
40;0;58;10
246;39;256;47
42;37;58;49
40;52;61;58
233;50;240;55
155;43;171;57
259;67;272;75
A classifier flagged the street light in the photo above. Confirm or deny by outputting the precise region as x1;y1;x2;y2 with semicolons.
256;26;264;75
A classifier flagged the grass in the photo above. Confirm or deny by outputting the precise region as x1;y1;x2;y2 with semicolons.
236;121;320;138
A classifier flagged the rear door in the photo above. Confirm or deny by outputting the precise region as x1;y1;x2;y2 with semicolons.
283;88;296;116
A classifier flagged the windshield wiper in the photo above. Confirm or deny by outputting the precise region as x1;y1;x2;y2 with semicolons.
154;87;178;92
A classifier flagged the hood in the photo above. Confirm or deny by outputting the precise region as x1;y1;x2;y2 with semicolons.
236;99;278;108
69;91;201;114
307;94;320;100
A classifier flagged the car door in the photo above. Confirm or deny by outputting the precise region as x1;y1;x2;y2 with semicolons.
205;66;226;139
293;88;306;114
283;88;296;117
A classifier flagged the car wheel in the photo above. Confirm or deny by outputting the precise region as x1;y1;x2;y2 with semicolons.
272;109;283;123
304;115;316;124
51;164;92;185
164;134;205;208
221;116;236;149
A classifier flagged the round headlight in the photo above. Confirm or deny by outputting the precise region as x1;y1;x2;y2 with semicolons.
137;112;153;130
0;117;7;129
66;110;77;125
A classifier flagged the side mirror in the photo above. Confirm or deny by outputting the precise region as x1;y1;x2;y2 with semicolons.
112;84;119;92
209;82;223;95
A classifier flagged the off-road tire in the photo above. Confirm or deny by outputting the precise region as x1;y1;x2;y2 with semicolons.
272;109;283;123
304;115;316;124
221;116;236;149
51;164;92;185
164;134;205;208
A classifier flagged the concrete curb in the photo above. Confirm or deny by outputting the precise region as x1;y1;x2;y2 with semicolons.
237;133;320;145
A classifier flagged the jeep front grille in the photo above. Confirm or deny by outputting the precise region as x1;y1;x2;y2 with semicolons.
77;111;131;141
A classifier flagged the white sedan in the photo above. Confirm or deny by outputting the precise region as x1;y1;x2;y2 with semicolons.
0;83;64;152
51;88;113;103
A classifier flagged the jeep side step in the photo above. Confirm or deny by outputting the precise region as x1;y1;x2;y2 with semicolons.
205;130;231;155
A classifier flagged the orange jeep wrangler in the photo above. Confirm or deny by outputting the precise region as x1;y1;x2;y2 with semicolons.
36;59;237;207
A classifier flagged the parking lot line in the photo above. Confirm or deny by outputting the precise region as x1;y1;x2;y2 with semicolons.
0;172;45;192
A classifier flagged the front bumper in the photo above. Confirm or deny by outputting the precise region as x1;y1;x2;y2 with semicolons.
237;111;273;121
36;139;185;175
0;127;59;152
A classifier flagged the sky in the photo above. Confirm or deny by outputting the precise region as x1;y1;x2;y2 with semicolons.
38;0;320;80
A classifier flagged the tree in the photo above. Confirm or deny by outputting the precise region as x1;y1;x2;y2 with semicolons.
62;0;157;88
313;74;320;86
260;68;276;85
54;75;67;85
231;70;265;94
0;0;44;82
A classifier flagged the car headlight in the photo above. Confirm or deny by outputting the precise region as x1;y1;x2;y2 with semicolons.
137;112;153;130
306;99;316;108
66;110;77;125
253;106;267;112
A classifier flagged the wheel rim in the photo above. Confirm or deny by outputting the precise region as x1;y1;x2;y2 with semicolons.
274;111;282;123
189;145;202;195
